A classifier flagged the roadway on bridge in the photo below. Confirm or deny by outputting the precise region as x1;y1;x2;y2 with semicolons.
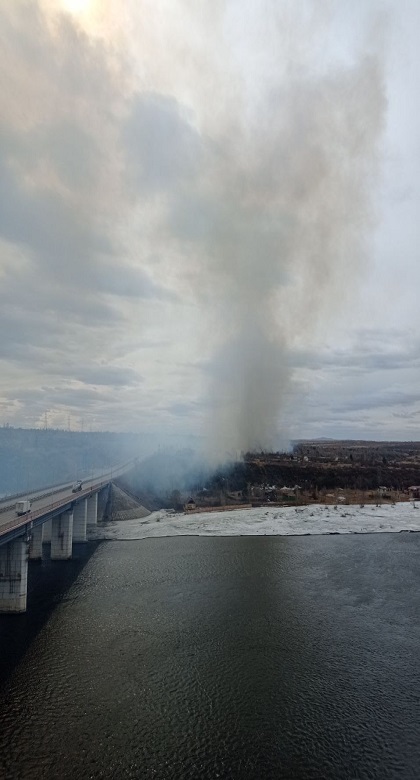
0;463;132;538
0;466;119;510
0;479;99;536
0;480;73;508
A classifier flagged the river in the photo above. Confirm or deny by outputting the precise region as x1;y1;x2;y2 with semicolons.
1;534;419;779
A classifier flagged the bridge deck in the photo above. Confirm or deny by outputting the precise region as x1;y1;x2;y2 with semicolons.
0;462;132;544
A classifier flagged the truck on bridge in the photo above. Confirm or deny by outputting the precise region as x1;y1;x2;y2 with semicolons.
15;499;31;515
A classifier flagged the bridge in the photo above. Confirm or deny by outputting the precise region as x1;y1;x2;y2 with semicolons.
0;462;134;613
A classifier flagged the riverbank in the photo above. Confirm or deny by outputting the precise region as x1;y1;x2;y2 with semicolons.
89;501;420;540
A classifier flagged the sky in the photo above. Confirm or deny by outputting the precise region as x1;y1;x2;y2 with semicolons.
0;0;419;452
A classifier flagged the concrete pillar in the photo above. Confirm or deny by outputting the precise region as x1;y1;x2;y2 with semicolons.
97;485;110;522
0;539;28;613
73;499;87;542
51;512;73;560
29;524;43;560
43;517;52;543
87;493;98;527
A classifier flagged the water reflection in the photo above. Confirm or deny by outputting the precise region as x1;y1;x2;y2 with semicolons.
0;535;419;779
0;541;100;685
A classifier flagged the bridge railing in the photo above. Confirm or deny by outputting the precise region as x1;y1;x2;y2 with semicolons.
0;459;135;518
0;478;112;539
0;483;75;516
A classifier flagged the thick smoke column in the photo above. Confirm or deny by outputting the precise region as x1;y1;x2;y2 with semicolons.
0;2;385;444
170;3;387;455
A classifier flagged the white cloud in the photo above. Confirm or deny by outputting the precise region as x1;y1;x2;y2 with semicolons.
0;1;418;449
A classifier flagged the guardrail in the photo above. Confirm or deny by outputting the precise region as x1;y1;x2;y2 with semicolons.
0;483;74;516
0;479;112;539
0;460;136;542
0;460;136;516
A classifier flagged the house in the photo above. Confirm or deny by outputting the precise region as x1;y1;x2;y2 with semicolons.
227;490;244;502
279;486;300;499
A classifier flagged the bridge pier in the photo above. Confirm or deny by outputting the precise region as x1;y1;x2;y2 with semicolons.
43;517;52;543
73;499;87;542
87;493;98;528
0;539;28;613
29;524;43;560
98;485;110;522
51;511;73;560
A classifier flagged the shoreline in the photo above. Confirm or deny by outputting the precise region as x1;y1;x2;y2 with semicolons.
93;528;420;542
89;501;420;541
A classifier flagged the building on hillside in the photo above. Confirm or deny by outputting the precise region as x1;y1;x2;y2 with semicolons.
408;486;420;499
226;490;244;503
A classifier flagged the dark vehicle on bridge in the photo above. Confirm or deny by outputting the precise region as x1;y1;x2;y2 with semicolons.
72;480;83;493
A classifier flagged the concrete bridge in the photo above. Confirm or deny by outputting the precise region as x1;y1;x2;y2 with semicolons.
0;462;133;613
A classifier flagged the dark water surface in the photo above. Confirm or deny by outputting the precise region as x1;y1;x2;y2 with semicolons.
1;534;420;779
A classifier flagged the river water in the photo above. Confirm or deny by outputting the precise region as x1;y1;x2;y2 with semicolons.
0;534;419;779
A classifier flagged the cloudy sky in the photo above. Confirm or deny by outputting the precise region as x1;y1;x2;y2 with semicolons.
0;0;419;452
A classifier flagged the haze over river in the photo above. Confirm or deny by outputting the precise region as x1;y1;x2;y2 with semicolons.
1;533;420;779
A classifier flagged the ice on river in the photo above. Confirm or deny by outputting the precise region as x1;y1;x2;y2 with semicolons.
90;502;420;541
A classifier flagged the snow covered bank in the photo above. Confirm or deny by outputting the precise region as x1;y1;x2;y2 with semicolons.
89;502;420;541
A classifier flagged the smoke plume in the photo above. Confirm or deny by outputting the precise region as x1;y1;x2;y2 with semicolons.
161;3;387;455
0;2;387;449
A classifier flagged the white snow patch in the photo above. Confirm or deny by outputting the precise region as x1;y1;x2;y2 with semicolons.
89;503;420;541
